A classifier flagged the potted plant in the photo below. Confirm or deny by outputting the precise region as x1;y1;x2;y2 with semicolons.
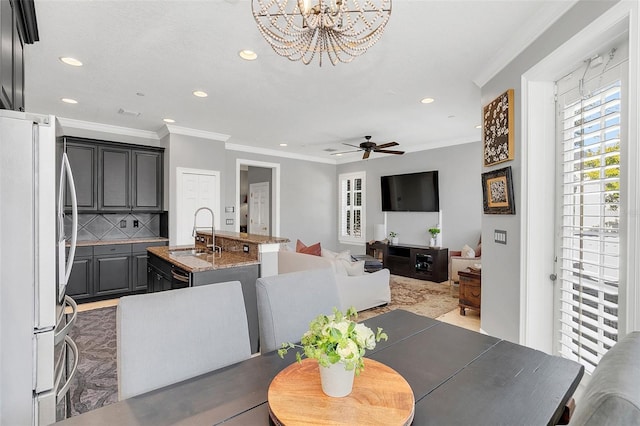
278;307;387;397
428;227;440;246
388;232;399;245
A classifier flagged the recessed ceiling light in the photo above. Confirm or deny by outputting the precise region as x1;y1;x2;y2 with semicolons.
279;143;288;147
239;50;258;61
193;90;208;98
61;98;78;104
475;125;482;129
163;118;176;123
59;57;83;67
421;97;435;104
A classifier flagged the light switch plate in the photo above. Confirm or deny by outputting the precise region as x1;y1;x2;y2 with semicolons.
226;218;234;225
494;229;507;244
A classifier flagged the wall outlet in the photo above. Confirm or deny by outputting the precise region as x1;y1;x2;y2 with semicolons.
120;220;126;228
133;220;139;228
243;244;249;253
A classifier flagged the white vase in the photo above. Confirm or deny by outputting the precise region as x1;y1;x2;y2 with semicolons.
430;237;437;247
391;237;399;245
319;362;355;397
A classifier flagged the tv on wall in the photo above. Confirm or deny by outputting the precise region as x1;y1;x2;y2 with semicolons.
381;171;440;212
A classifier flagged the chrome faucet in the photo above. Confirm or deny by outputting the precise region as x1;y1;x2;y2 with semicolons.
192;207;221;256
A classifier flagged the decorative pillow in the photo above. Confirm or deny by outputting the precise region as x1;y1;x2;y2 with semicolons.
341;259;365;276
475;242;482;257
296;240;322;256
321;248;351;262
461;244;476;258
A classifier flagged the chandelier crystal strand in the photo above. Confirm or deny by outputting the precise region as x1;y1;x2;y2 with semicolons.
252;0;391;66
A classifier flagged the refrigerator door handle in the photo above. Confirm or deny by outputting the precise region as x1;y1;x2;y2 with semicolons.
58;153;78;287
54;296;78;346
56;335;79;403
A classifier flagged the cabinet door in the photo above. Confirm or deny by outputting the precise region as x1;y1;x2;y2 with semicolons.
98;146;131;211
0;0;14;109
95;255;131;296
132;150;162;211
11;15;23;111
132;253;149;291
65;141;98;211
66;257;93;300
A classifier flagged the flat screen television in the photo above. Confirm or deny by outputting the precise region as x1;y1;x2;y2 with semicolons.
381;171;440;212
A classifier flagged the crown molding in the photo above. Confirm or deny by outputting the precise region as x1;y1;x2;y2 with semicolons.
472;0;579;88
164;125;230;142
226;143;337;165
57;117;160;140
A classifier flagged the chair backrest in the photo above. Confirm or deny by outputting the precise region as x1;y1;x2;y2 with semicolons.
256;268;341;354
569;331;640;425
117;281;251;400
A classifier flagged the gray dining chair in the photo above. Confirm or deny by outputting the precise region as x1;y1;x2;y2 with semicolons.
256;268;342;354
117;281;251;400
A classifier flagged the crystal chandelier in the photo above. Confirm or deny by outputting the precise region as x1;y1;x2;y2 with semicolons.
252;0;392;66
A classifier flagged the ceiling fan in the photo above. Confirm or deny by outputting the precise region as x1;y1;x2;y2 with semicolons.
334;136;405;160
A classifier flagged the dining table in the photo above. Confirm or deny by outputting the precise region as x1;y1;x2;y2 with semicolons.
54;309;584;426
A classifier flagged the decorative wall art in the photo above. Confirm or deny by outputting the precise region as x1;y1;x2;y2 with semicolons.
481;166;515;215
483;89;514;167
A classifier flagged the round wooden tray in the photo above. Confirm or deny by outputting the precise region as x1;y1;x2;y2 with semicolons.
268;358;414;425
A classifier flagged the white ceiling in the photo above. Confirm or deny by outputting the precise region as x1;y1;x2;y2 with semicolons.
25;0;575;162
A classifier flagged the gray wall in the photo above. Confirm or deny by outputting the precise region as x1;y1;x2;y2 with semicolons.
338;142;482;254
480;0;619;342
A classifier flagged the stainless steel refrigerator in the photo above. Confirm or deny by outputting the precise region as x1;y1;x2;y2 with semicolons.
0;110;79;425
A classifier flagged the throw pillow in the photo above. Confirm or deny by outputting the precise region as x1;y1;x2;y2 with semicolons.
321;248;352;262
461;244;476;258
475;242;482;257
296;239;322;256
341;259;365;276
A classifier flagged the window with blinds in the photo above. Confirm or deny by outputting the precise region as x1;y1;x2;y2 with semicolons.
557;73;621;374
339;172;365;244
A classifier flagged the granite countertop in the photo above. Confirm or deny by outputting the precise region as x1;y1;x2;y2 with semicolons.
147;245;260;273
200;231;290;245
74;237;170;247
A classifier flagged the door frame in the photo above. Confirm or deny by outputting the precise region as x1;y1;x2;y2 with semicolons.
520;2;639;352
235;159;280;237
175;167;221;245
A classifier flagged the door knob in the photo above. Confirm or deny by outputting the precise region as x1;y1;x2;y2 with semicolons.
549;273;557;281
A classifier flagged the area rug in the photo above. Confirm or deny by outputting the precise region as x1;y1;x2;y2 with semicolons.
357;274;459;321
67;306;118;416
66;275;457;416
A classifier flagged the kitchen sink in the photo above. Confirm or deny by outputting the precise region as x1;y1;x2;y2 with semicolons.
169;249;210;257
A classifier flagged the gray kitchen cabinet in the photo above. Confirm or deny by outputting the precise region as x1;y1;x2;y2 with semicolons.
94;244;132;296
65;140;97;211
0;0;31;112
132;241;166;291
65;246;94;300
98;146;131;211
132;150;163;211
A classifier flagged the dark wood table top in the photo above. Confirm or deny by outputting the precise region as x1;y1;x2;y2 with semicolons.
55;309;584;426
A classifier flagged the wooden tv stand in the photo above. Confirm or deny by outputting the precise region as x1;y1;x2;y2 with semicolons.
366;242;448;283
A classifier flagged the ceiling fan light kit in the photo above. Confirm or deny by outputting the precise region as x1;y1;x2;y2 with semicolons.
251;0;392;66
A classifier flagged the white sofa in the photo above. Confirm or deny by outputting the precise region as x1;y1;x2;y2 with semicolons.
278;250;391;312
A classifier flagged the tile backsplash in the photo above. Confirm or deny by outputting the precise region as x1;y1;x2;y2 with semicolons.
65;213;161;241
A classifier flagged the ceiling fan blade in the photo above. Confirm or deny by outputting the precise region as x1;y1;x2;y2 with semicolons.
330;150;360;155
342;143;362;149
363;150;371;160
375;142;399;149
374;149;405;155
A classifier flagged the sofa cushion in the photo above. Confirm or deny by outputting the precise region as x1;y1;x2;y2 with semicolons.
296;239;321;256
322;248;352;276
342;259;365;276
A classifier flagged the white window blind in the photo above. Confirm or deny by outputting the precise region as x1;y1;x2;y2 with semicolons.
339;172;365;244
556;54;623;374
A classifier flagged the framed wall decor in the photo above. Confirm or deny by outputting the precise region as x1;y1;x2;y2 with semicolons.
481;166;515;214
483;88;514;167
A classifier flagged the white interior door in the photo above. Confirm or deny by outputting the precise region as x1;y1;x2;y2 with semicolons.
177;168;220;245
249;182;269;236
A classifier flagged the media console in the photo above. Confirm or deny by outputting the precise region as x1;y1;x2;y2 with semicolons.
366;242;448;283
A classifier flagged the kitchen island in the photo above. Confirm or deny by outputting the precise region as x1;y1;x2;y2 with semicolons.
146;232;289;354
